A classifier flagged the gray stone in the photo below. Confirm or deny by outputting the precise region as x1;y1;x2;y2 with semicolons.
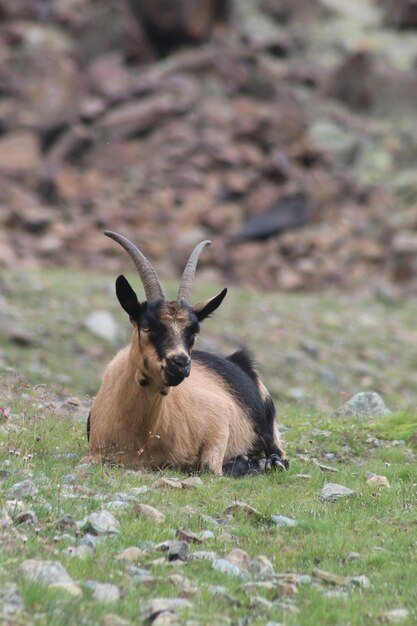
102;615;132;626
212;558;244;577
81;510;120;535
19;559;73;585
376;608;409;623
0;583;24;616
8;479;38;497
140;597;192;621
271;515;297;527
168;541;189;562
86;581;120;604
63;544;94;559
333;392;391;418
321;483;356;501
84;310;119;343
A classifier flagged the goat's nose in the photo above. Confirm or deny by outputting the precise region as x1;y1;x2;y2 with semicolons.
171;354;191;369
169;354;191;376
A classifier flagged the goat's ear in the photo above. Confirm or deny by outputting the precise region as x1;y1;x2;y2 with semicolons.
192;288;227;322
115;275;142;321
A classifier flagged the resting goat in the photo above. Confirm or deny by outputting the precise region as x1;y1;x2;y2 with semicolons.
87;231;288;476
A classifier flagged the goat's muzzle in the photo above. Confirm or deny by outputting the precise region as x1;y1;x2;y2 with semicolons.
163;354;192;386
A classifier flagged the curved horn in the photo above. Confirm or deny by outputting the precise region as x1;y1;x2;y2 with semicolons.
177;240;211;303
104;231;164;303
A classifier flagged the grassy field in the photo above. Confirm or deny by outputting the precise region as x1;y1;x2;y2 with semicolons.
1;270;417;626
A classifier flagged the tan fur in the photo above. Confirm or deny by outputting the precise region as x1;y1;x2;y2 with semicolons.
88;327;257;475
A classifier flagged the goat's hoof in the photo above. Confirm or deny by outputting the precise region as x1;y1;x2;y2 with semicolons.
266;453;289;472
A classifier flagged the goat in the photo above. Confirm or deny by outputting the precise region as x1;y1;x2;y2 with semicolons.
87;231;288;476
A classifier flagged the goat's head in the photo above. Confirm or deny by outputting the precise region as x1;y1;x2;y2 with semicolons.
105;231;227;388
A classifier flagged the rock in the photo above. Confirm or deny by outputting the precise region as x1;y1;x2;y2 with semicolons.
365;472;391;489
0;131;41;175
321;483;356;501
55;513;77;529
96;95;177;141
101;613;131;626
49;582;83;597
310;118;358;163
19;559;73;585
134;503;165;524
377;608;409;623
115;547;146;562
15;509;38;525
212;558;244;578
232;193;309;242
0;583;24;616
86;581;120;604
333;392;391;418
271;515;297;527
168;541;189;562
81;510;120;535
84;311;119;343
63;545;94;559
168;573;197;598
250;555;275;579
8;479;38;497
175;529;203;544
102;615;132;626
224;500;263;519
313;569;370;588
181;476;203;488
225;548;251;572
152;477;182;489
139;597;192;622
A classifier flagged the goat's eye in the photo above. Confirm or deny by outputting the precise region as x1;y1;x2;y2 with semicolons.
140;326;150;333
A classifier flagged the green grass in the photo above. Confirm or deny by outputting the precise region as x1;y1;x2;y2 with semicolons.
1;269;417;625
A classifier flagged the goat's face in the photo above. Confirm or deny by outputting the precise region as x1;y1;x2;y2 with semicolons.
115;275;227;388
137;300;197;387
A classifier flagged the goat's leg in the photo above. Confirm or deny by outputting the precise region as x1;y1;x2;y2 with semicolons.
199;434;228;476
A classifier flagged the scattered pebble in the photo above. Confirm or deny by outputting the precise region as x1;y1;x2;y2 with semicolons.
81;510;120;535
176;529;203;544
376;608;409;623
366;472;391;489
225;548;250;572
224;500;262;519
139;597;192;622
102;615;132;626
19;559;74;585
271;515;297;527
168;541;189;562
63;545;94;559
152;477;182;490
250;555;275;579
212;558;244;578
115;547;146;562
134;503;165;524
321;483;356;501
333;391;391;419
181;476;203;489
84;310;119;343
8;479;38;497
49;582;83;597
0;583;24;616
86;581;120;603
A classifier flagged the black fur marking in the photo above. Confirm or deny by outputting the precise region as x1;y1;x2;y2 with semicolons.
222;455;263;476
192;348;276;458
226;349;259;383
87;412;91;442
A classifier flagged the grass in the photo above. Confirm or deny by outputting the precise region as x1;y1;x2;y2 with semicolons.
1;269;417;625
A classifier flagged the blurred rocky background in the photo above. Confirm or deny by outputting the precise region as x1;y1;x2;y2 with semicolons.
1;0;417;292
